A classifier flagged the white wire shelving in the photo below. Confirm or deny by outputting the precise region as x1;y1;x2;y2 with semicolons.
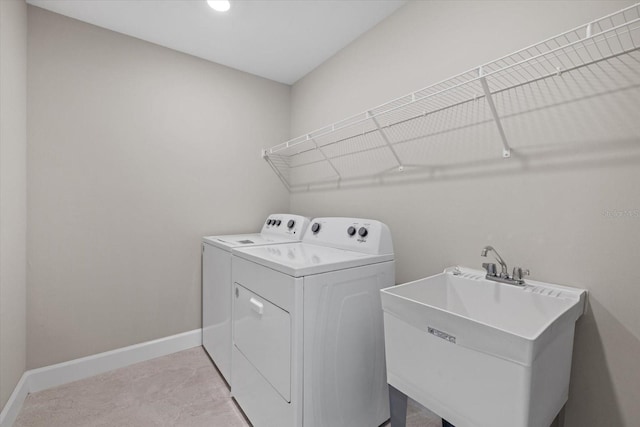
263;3;640;191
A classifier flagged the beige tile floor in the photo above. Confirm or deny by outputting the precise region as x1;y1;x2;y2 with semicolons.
15;346;441;427
384;399;442;427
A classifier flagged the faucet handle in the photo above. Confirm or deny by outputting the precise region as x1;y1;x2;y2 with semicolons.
512;267;530;281
482;262;497;276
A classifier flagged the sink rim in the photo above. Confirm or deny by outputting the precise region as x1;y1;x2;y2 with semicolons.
381;266;587;342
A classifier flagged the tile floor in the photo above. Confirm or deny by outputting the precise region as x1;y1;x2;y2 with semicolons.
14;346;441;426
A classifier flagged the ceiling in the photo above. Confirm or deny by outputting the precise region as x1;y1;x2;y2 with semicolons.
26;0;406;85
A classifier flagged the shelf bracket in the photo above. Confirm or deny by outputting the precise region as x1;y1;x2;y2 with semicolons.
368;112;404;171
309;135;342;181
478;67;511;158
262;151;292;191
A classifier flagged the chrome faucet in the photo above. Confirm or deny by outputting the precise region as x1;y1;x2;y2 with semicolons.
480;246;508;278
481;245;529;286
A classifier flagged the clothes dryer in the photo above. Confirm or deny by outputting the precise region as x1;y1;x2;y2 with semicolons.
231;217;394;426
202;214;309;384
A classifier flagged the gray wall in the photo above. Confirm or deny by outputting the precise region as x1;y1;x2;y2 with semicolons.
0;0;27;411
290;1;639;426
27;7;290;369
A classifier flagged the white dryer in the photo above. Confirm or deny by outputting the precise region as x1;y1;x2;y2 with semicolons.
231;217;394;427
202;214;310;384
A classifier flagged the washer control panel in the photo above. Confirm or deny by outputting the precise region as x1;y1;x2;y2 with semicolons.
261;214;310;238
303;217;393;255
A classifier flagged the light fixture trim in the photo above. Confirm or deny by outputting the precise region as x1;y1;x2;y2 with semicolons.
207;0;231;12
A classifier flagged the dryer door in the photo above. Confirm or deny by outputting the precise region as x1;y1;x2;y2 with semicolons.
233;283;291;402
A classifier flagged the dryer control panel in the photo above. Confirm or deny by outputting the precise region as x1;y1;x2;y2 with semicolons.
261;214;310;239
302;217;393;255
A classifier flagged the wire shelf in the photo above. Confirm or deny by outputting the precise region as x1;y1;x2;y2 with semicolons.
263;3;640;190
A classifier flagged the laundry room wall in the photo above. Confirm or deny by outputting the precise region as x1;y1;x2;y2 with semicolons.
26;6;290;369
289;1;639;426
0;0;28;411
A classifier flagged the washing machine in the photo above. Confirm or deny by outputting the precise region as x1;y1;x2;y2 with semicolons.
202;214;310;384
231;217;394;427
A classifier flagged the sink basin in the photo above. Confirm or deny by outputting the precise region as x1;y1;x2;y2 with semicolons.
381;266;586;427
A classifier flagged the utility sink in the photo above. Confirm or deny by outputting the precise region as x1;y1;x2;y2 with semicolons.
381;266;587;427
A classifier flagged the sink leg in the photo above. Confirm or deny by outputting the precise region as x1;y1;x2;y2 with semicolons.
442;419;456;427
551;405;566;427
388;384;408;427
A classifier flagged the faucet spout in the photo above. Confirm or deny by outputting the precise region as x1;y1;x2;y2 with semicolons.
480;245;529;286
481;245;508;277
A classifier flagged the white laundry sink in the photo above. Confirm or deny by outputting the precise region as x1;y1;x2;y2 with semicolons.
381;266;587;427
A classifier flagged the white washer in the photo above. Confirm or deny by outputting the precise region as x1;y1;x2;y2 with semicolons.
231;217;394;427
202;214;310;384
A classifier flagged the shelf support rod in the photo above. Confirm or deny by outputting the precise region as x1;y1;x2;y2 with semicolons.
368;112;404;171
309;135;342;181
478;66;511;158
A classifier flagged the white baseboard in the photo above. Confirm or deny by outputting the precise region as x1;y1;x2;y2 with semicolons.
28;329;202;393
0;328;202;427
0;374;29;427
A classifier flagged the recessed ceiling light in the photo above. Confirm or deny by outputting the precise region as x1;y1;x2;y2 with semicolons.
207;0;230;12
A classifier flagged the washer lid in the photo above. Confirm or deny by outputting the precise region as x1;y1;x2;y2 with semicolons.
203;233;295;251
232;242;394;277
202;214;310;252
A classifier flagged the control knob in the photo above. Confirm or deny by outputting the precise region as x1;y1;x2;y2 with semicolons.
347;226;356;236
311;223;321;233
276;220;282;226
287;220;295;229
358;227;368;237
